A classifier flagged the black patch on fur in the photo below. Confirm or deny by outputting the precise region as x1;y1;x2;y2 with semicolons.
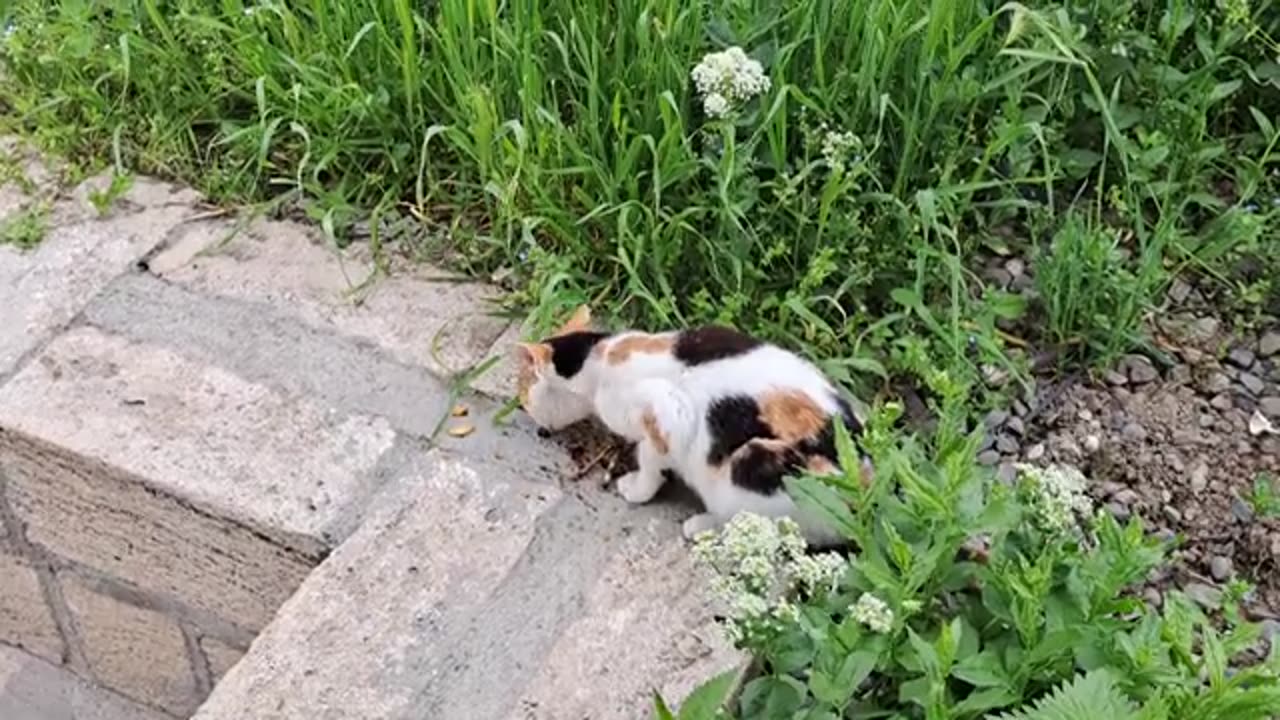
798;395;863;461
545;331;609;378
705;395;774;466
673;326;762;366
729;441;804;495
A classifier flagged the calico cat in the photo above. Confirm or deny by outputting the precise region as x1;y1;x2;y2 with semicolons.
514;305;866;547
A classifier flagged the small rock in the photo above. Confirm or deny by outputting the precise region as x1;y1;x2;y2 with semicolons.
1107;502;1132;522
1025;443;1046;461
1184;582;1223;610
1260;331;1280;357
1142;587;1163;608
1239;372;1265;396
1163;505;1182;523
1104;369;1129;386
982;365;1009;387
1123;355;1160;384
1167;278;1193;304
983;409;1009;429
1122;423;1148;442
1006;416;1026;437
977;450;1001;466
979;432;996;452
1211;393;1235;410
984;268;1013;288
1261;620;1280;649
1114;488;1140;507
1228;347;1258;370
1201;372;1232;395
1190;462;1209;493
1005;257;1026;279
1181;347;1206;365
1198;413;1216;428
996;463;1018;485
1083;434;1101;454
1260;396;1280;418
1209;555;1233;581
1232;496;1256;523
1188;316;1220;342
996;435;1019;454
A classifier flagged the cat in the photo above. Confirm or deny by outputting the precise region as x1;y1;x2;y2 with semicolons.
514;304;867;547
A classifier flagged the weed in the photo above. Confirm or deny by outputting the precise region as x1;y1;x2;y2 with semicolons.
0;203;48;249
1245;472;1280;519
87;172;134;216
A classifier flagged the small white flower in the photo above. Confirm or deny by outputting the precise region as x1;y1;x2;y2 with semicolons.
820;127;860;169
791;552;846;596
702;92;730;118
690;46;771;117
1016;463;1093;531
851;593;894;633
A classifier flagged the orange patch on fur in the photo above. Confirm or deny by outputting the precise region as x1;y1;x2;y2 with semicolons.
759;389;827;441
605;334;674;365
514;342;552;407
806;455;839;475
641;409;670;455
554;305;593;335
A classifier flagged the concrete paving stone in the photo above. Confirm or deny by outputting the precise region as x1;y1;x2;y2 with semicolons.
468;320;525;400
198;637;244;686
0;549;64;665
0;644;170;720
51;172;204;226
508;528;742;720
152;217;511;379
0;326;398;630
61;575;197;717
192;449;563;720
0;136;59;222
0;206;189;377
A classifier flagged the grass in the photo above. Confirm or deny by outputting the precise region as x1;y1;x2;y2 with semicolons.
1;0;1278;400
0;203;48;249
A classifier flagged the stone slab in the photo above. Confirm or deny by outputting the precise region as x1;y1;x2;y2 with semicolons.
199;637;244;685
152;217;510;379
192;450;563;720
0;549;63;664
0;644;170;720
509;529;741;719
0;206;188;377
469;320;525;400
61;576;197;716
0;327;402;630
52;172;203;227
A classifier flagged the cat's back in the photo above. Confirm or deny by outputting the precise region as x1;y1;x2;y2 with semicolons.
673;326;837;407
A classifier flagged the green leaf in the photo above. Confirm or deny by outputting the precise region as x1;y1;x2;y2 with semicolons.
907;627;941;676
653;692;677;720
810;651;877;707
899;676;933;708
954;687;1020;715
989;670;1137;720
952;650;1009;689
674;669;737;720
785;476;858;539
1208;80;1241;104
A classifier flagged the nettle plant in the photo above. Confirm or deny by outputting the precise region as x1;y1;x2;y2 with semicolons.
660;373;1280;720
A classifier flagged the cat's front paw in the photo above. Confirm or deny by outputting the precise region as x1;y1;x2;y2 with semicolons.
681;512;721;540
616;471;660;504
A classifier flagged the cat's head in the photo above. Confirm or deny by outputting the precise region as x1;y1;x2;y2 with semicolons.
513;304;601;431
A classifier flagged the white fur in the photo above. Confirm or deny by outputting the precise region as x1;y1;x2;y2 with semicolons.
524;335;848;547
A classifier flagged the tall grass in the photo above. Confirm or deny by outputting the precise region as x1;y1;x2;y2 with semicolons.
2;0;1277;386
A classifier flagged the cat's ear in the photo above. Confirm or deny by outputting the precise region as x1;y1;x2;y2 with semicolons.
556;304;592;334
514;342;552;366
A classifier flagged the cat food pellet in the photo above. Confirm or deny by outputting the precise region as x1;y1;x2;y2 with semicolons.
448;423;475;438
451;404;469;417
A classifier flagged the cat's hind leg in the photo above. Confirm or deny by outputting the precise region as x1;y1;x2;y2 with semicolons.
610;379;697;505
617;438;669;504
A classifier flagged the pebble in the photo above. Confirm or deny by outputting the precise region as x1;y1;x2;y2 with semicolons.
984;409;1009;429
1198;413;1216;428
1104;369;1129;386
1083;434;1101;453
1181;347;1206;365
1006;416;1026;437
1262;620;1280;649
1005;257;1026;278
1228;347;1258;370
996;435;1019;454
1163;505;1182;523
1167;278;1193;304
1123;354;1160;384
1240;372;1266;395
1114;488;1140;507
1025;443;1046;461
1209;555;1234;581
1202;372;1232;395
979;432;996;452
1190;462;1209;493
1142;587;1163;608
1260;331;1280;357
1122;423;1148;442
1189;316;1220;342
1260;396;1280;418
1108;502;1132;522
996;463;1018;485
1211;393;1235;410
1184;582;1223;610
1232;496;1256;524
977;450;1001;466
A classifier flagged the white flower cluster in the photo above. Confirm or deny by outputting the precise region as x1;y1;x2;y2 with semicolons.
692;513;847;647
851;592;894;633
819;123;861;169
1016;463;1094;532
690;46;772;119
